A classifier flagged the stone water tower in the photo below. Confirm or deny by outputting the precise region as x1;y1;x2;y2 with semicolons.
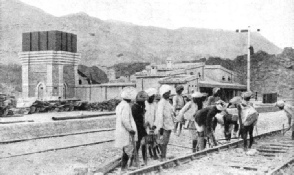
19;30;81;100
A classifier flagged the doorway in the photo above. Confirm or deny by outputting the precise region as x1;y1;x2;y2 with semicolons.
63;83;67;99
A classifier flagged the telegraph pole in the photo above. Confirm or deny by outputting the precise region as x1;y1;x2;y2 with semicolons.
236;26;260;91
247;26;251;91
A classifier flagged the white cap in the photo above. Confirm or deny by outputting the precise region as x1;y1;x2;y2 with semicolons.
276;100;285;107
159;85;172;96
191;91;203;98
230;96;242;104
121;87;137;100
242;91;252;98
145;88;157;96
213;87;220;94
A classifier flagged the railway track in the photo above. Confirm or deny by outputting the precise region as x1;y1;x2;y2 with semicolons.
0;128;115;159
0;128;115;144
104;128;293;175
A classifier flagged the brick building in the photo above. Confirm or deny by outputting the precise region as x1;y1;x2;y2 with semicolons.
19;31;80;100
135;58;246;102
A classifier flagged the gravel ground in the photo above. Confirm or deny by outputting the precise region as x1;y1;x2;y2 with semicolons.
161;132;294;175
0;110;290;175
0;130;114;158
0;142;120;175
281;162;294;175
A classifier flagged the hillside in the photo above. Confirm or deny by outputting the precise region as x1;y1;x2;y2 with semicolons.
204;48;294;99
111;62;150;78
78;65;108;84
0;0;282;66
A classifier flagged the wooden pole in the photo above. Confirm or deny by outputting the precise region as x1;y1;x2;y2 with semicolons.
247;26;251;91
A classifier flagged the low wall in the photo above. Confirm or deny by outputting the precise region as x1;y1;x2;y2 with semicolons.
0;116;116;142
75;83;135;102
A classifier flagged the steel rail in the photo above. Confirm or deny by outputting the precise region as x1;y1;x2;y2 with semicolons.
52;112;115;120
0;128;115;144
126;129;284;175
267;157;294;175
0;139;115;160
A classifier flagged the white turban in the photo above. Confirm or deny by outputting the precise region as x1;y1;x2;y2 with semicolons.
213;87;220;94
159;85;171;96
121;87;137;100
276;100;285;107
242;91;252;98
191;91;203;98
145;88;157;96
230;96;242;104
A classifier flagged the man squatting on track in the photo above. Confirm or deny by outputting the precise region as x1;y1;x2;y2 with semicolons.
276;100;294;140
207;87;239;141
155;85;174;161
206;86;240;142
213;96;241;141
176;91;205;152
115;87;138;172
194;100;227;150
173;85;186;136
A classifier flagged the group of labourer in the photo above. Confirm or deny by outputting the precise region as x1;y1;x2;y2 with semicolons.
115;84;294;172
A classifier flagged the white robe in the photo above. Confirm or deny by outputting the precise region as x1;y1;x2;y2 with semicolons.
145;101;157;134
115;100;138;149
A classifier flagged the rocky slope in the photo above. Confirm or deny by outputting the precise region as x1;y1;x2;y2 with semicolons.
205;48;294;100
0;0;281;66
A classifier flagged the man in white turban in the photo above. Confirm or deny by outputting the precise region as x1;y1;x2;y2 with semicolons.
115;87;138;171
155;84;174;161
276;100;294;140
177;91;204;152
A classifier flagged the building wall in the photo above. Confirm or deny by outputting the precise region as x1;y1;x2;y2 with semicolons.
76;84;135;102
136;77;164;91
19;51;80;100
63;65;76;98
187;79;199;93
204;68;234;83
185;67;204;79
27;64;47;97
78;75;89;85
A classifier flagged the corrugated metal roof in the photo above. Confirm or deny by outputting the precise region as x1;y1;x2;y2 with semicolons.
158;75;246;89
199;76;246;89
159;75;197;83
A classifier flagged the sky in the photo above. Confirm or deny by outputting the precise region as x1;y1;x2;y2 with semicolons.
20;0;294;48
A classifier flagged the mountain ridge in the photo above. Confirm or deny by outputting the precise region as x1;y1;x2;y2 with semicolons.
0;0;282;66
